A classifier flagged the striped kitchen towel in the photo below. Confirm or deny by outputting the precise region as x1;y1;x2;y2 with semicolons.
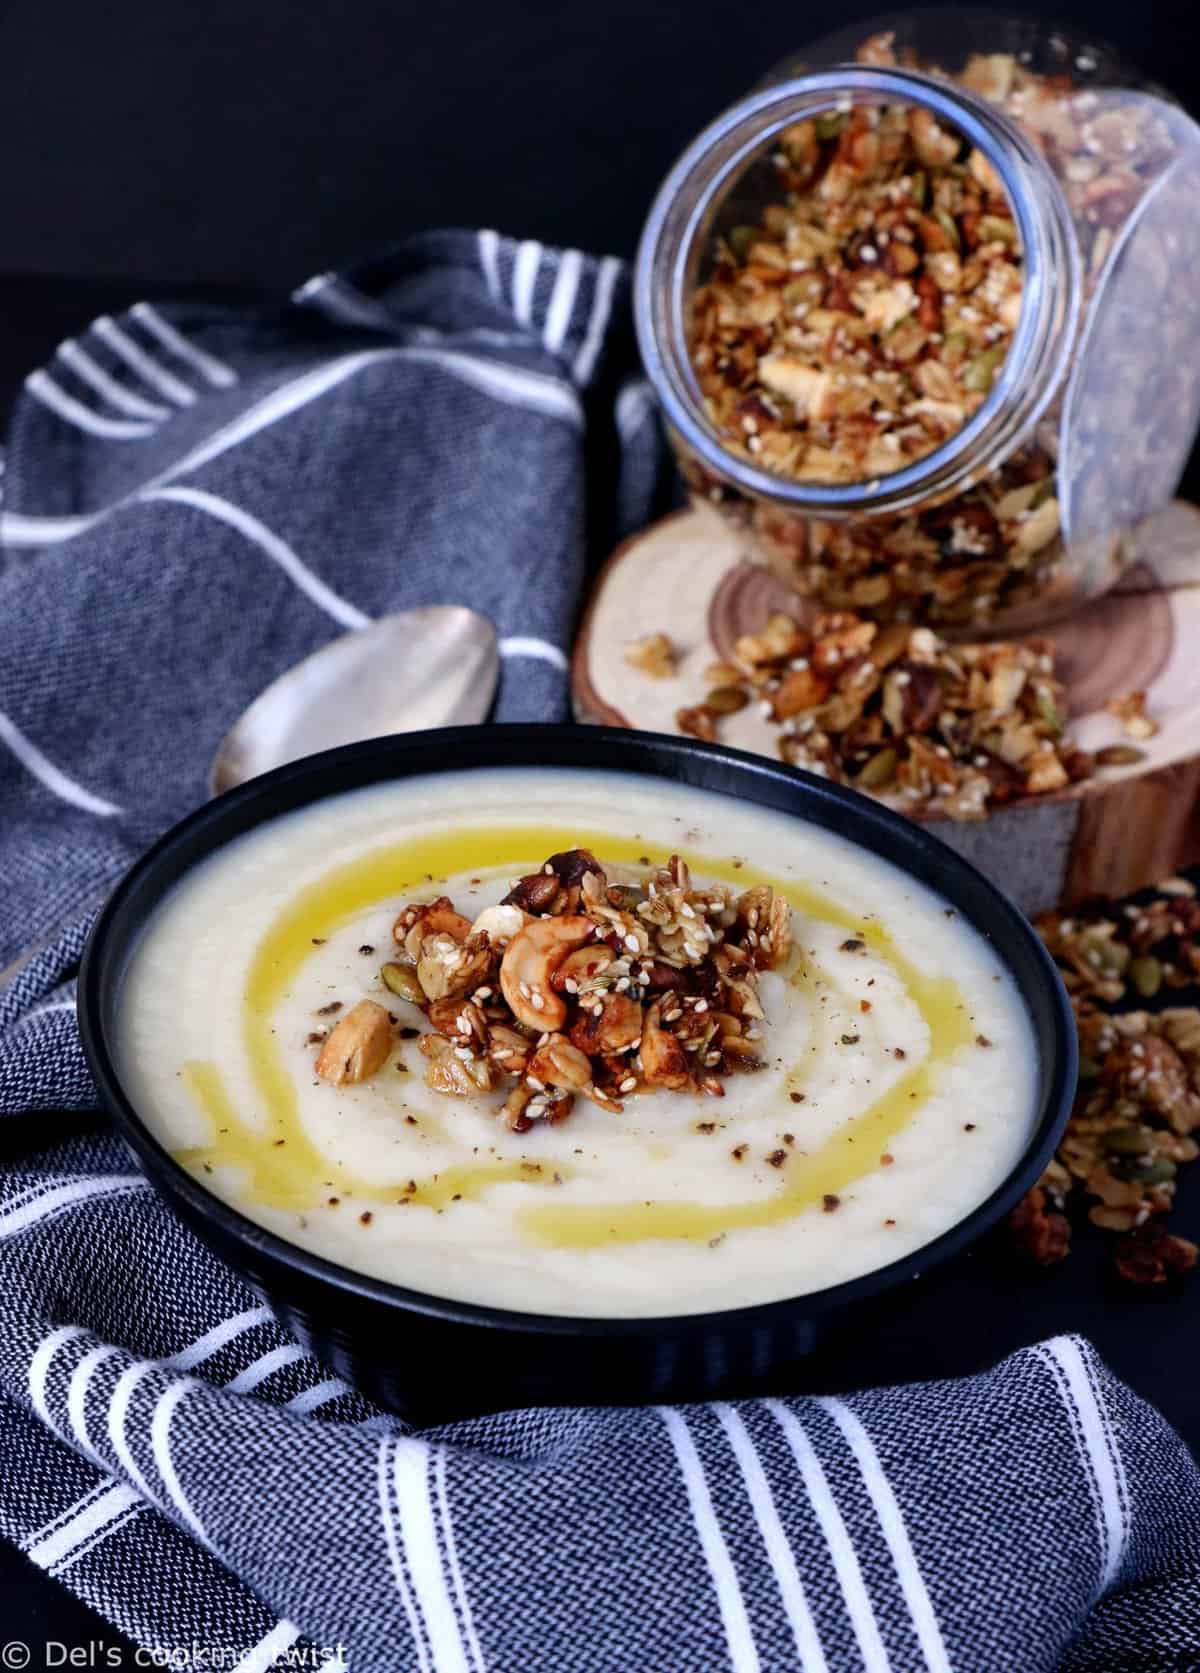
3;232;1200;1671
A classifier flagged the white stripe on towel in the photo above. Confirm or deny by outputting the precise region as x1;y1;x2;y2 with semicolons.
4;343;579;551
56;341;170;420
477;230;502;302
24;372;157;439
716;1405;828;1672
0;1175;149;1238
131;302;239;388
0;708;123;817
286;1377;355;1416
819;1398;951;1673
765;1400;892;1673
543;250;583;354
391;1440;473;1673
512;241;542;327
25;1483;141;1572
19;999;77;1024
399;346;580;425
1035;1337;1130;1594
67;1344;124;1465
291;274;398;333
107;1361;159;1505
28;1327;91;1428
225;1343;307;1395
377;1436;433;1673
572;255;622;385
0;510;100;547
165;1305;273;1372
659;1407;760;1673
230;1623;303;1673
498;636;568;672
92;316;197;406
433;1445;486;1673
142;486;370;630
616;377;655;445
149;1380;210;1546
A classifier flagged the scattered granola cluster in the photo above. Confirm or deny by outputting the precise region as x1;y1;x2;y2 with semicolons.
1012;879;1200;1283
673;609;1134;821
680;33;1178;626
314;849;792;1130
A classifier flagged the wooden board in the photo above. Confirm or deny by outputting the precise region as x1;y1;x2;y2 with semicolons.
573;501;1200;917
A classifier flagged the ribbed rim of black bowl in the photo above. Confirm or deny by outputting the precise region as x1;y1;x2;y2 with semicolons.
79;724;1077;1340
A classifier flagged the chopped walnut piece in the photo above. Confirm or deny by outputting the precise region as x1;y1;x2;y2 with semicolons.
624;632;677;679
1009;1187;1071;1264
315;1001;393;1086
1113;1221;1199;1285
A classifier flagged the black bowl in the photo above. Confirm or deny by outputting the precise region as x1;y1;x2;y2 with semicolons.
79;725;1076;1421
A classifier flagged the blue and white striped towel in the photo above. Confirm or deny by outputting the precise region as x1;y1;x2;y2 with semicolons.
2;231;1199;1671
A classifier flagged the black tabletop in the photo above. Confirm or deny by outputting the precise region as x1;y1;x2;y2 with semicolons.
2;0;1198;1656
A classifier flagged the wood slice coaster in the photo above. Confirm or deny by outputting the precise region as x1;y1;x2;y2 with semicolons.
572;500;1200;917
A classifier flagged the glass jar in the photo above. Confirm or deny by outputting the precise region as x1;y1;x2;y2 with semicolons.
635;11;1200;631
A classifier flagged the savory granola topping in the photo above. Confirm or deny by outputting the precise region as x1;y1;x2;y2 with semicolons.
1011;878;1200;1284
690;94;1022;485
312;850;792;1128
676;608;1113;820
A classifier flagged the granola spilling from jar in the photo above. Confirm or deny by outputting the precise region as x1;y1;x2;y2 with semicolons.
689;96;1023;484
676;608;1114;821
1011;878;1200;1284
314;848;792;1129
679;31;1180;627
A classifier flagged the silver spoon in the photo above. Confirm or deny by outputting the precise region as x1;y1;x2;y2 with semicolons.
209;607;498;796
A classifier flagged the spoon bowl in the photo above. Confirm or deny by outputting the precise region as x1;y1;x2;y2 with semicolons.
209;607;498;795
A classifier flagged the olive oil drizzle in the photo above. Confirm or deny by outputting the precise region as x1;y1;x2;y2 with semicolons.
175;822;972;1243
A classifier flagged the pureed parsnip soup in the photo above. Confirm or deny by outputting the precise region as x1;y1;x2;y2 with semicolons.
118;768;1037;1317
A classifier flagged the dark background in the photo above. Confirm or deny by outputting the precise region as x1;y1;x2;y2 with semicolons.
2;0;1198;1658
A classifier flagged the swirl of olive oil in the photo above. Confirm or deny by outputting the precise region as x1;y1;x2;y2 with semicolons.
177;823;972;1244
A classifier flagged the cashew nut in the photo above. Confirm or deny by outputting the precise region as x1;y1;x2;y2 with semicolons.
315;1000;393;1086
499;914;594;1029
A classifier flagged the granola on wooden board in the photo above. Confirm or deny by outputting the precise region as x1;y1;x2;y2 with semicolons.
673;608;1127;821
314;849;792;1129
1011;879;1200;1284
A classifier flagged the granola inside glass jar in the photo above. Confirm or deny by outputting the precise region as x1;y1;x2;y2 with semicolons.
635;11;1200;631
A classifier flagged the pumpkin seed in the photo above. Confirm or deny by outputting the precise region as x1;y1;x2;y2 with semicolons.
705;685;750;715
1129;955;1164;998
381;962;426;1004
1096;745;1146;767
1078;1054;1102;1080
727;226;759;262
856;747;899;790
934;208;961;248
963;346;1006;392
1125;1157;1177;1185
1036;691;1064;735
1105;1125;1148;1155
908;169;927;208
815;112;846;141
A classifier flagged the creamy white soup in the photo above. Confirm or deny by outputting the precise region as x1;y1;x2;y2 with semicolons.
118;768;1038;1317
